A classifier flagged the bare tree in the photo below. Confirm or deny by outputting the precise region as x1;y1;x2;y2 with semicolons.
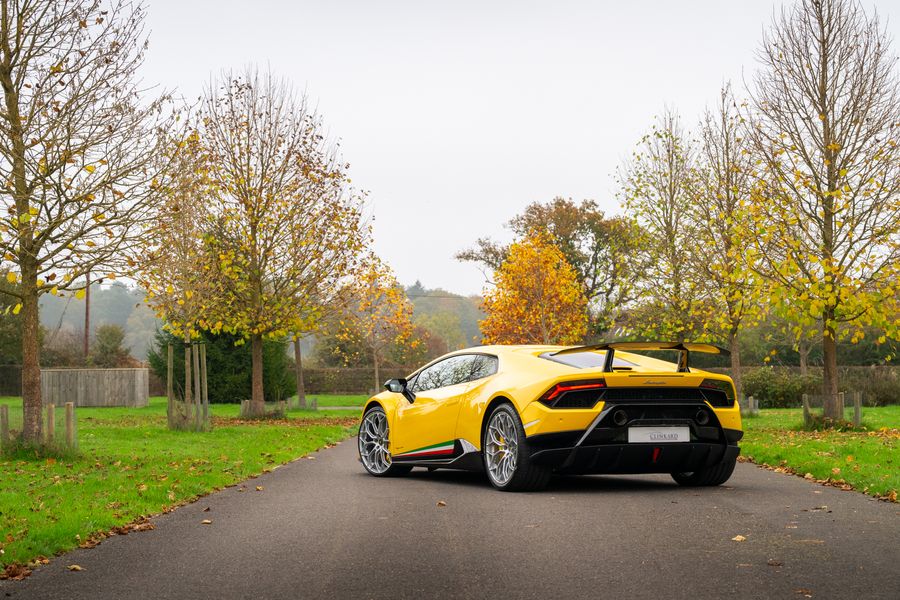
0;0;174;443
137;127;216;427
747;0;900;419
618;109;701;339
201;68;365;417
687;85;759;400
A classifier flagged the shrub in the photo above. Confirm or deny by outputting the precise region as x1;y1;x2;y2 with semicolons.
90;324;132;367
742;367;820;408
147;330;295;404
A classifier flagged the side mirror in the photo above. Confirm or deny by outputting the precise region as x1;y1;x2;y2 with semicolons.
384;378;415;403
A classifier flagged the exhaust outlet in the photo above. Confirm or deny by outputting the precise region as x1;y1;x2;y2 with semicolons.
695;409;710;425
612;409;629;427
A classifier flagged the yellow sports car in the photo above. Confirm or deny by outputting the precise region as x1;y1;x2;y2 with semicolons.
358;342;742;491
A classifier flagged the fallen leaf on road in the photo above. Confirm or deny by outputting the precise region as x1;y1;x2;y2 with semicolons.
731;535;747;542
306;456;316;460
795;588;813;597
203;507;211;512
255;486;264;491
804;473;814;480
436;500;447;507
201;519;212;525
67;565;83;571
0;563;31;580
767;559;783;567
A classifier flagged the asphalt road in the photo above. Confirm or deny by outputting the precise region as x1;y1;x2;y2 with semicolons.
3;439;899;600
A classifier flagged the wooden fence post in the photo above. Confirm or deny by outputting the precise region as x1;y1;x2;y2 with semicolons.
65;402;76;448
311;397;318;411
853;391;862;427
166;343;174;428
802;394;811;427
200;343;209;426
183;340;193;422
838;391;845;419
0;404;8;445
192;343;202;430
46;404;55;443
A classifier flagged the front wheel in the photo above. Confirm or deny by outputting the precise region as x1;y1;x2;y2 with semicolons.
358;407;412;477
482;403;550;492
671;455;737;487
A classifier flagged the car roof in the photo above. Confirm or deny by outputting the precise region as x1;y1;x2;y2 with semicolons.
446;344;711;374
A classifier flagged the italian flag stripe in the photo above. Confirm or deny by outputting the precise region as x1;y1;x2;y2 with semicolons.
396;441;455;458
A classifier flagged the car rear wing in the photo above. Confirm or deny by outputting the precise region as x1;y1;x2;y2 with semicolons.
551;341;730;373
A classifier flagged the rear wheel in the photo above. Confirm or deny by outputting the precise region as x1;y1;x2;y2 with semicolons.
671;455;736;486
483;403;550;492
358;406;412;477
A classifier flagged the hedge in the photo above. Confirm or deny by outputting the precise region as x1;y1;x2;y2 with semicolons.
712;366;900;408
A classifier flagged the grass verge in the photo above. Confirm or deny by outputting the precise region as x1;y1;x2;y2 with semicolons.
741;406;899;501
304;394;367;407
0;396;359;574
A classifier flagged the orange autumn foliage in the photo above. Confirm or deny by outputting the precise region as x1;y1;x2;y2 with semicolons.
481;232;587;345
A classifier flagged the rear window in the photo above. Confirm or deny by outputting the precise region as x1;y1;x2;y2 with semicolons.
539;351;636;369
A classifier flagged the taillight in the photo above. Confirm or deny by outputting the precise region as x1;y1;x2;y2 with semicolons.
539;379;606;408
699;379;736;407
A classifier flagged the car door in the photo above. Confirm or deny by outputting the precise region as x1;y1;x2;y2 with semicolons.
391;355;476;458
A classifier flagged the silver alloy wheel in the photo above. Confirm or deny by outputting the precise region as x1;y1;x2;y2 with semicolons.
485;410;518;486
359;409;392;474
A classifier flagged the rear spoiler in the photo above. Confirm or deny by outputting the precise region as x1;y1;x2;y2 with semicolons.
551;341;730;373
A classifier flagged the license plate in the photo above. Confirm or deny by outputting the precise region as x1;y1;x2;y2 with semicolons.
628;426;690;443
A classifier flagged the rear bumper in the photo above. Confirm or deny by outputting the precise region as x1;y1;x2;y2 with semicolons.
524;398;742;474
530;441;740;474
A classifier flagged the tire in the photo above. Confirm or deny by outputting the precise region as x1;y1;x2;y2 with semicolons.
358;406;412;477
482;403;550;492
671;454;737;487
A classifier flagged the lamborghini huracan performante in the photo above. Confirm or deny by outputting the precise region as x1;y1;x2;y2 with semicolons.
357;342;742;492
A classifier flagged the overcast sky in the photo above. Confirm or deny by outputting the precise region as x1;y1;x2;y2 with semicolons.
140;0;900;296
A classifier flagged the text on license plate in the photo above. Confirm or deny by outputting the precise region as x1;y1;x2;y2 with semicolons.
627;426;690;443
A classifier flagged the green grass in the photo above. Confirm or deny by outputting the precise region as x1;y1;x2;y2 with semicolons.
742;406;899;500
304;394;367;407
0;396;359;570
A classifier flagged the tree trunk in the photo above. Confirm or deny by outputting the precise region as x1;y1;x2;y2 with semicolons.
183;334;192;419
821;311;840;419
798;338;810;377
729;331;743;404
294;338;306;409
19;263;42;444
373;351;380;394
83;270;91;362
250;334;265;416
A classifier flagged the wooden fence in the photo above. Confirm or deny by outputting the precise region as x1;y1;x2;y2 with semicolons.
40;368;149;408
301;367;415;395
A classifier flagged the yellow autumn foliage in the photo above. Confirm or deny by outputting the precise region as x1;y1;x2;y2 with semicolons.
481;232;587;345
